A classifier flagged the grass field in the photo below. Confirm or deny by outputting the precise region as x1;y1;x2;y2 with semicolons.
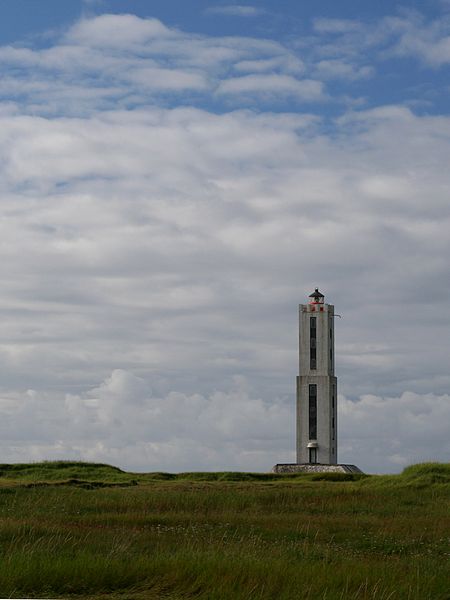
0;461;448;599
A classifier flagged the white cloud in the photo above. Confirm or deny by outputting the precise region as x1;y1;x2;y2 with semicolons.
234;56;304;74
313;18;364;34
217;74;324;100
205;5;264;17
0;14;318;111
66;14;175;47
1;10;443;118
0;370;293;471
314;59;374;80
383;13;450;67
0;105;448;406
311;12;450;70
126;66;208;91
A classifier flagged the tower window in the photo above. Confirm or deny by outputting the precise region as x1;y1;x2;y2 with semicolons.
310;347;316;370
309;384;317;440
310;317;317;370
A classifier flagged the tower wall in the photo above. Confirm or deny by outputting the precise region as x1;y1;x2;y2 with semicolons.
296;300;337;464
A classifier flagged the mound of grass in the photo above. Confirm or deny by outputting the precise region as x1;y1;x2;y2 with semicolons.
0;463;370;486
401;462;450;484
0;460;124;473
0;460;448;489
0;461;129;484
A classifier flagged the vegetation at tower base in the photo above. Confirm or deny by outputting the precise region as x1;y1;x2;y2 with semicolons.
0;462;447;599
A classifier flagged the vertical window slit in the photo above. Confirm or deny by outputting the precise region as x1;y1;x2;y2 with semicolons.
309;384;317;440
310;317;316;370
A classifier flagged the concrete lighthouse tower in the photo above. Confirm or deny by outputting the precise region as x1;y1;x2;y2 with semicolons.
297;288;337;465
272;288;362;474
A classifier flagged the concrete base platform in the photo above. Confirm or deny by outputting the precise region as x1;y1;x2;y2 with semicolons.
272;463;363;474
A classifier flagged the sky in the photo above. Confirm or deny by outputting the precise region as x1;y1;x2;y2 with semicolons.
0;0;449;473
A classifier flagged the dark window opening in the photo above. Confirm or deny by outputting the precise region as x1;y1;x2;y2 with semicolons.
330;349;333;361
310;317;317;370
309;384;317;440
310;347;316;370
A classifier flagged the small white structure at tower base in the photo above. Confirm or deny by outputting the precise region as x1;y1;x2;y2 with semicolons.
272;463;363;474
272;288;363;475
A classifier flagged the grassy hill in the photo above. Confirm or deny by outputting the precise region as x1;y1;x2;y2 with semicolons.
0;461;448;599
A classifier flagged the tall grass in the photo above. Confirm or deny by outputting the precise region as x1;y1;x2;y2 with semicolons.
0;462;448;599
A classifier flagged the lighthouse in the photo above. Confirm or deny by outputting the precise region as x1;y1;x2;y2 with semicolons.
296;288;337;465
272;288;362;474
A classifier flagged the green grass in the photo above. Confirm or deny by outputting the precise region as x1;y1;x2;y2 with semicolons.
0;462;448;599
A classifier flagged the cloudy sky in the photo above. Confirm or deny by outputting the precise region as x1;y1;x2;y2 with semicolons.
0;0;448;473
